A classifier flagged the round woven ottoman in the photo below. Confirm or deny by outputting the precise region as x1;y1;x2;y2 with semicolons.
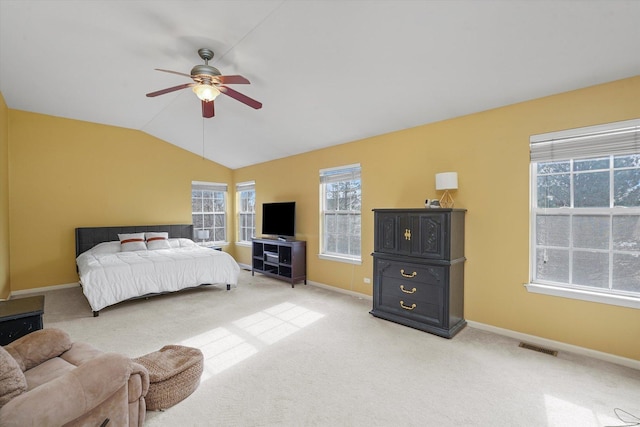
134;345;204;411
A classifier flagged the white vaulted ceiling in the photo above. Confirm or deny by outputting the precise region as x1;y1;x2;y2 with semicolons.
1;1;639;169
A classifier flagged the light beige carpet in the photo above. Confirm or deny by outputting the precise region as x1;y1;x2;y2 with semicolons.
40;270;639;427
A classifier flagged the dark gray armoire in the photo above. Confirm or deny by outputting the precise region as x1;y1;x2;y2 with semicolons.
370;208;466;338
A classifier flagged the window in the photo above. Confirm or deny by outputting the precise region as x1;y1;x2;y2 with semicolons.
192;181;227;243
528;119;640;308
320;164;362;263
236;181;256;243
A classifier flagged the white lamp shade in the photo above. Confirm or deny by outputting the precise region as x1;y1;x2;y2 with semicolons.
196;229;210;240
435;172;458;190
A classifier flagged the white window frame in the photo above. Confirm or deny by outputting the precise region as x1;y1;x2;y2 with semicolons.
319;164;362;264
192;181;227;244
526;119;640;309
236;181;255;246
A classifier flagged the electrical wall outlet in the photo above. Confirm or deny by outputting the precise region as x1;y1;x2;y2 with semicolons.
363;277;371;284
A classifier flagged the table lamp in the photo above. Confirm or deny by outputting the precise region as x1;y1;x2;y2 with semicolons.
196;229;210;243
435;172;458;208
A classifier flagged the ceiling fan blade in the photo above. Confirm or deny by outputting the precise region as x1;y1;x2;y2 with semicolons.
155;68;193;78
202;100;215;118
218;75;250;84
219;86;262;109
146;83;193;97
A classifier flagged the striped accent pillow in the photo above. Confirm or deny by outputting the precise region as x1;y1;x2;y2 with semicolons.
145;232;170;250
117;233;147;252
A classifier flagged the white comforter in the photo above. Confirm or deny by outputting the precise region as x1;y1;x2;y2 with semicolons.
76;239;240;312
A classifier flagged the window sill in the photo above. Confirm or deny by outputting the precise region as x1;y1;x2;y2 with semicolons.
525;283;640;309
236;241;252;248
318;253;361;265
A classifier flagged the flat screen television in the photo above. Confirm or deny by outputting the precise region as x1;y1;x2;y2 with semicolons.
261;202;295;239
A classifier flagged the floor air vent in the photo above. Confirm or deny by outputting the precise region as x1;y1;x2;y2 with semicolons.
519;342;558;357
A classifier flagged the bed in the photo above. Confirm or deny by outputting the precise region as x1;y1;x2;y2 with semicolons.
75;224;240;317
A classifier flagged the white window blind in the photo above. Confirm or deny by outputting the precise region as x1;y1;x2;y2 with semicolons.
236;181;255;192
530;118;640;162
320;164;361;183
193;181;228;192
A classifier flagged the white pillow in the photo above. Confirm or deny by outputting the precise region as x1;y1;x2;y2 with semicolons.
88;241;121;255
166;238;196;248
118;233;147;252
178;238;197;247
146;232;170;250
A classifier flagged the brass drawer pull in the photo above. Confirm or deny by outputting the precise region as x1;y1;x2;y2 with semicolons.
404;228;411;240
400;269;417;278
400;285;417;294
400;300;416;311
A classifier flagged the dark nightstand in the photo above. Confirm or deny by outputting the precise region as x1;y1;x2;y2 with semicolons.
198;243;222;251
0;295;45;345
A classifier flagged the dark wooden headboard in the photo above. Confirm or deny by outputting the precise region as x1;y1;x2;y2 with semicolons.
75;224;194;257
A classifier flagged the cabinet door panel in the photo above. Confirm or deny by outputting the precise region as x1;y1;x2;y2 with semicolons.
412;213;447;259
375;212;413;255
376;213;395;252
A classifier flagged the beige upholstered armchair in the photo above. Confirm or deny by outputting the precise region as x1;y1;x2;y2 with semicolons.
0;328;149;427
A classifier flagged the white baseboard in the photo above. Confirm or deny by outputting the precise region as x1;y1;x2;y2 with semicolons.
243;268;373;301
10;282;79;298
467;320;640;370
307;280;372;301
305;280;639;369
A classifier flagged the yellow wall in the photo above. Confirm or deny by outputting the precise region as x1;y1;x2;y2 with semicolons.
4;76;640;360
0;93;9;299
234;75;640;360
8;111;232;290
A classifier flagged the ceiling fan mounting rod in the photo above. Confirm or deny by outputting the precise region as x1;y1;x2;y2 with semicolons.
191;48;221;79
198;48;214;64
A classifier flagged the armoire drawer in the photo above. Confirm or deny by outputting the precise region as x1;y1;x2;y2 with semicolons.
378;276;444;326
379;261;446;287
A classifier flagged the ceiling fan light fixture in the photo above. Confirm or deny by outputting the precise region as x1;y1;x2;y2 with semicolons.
148;48;261;117
192;83;220;102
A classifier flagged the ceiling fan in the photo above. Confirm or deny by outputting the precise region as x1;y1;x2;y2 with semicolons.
146;48;262;118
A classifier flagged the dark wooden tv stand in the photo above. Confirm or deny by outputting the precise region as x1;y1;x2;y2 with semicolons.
252;238;306;287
